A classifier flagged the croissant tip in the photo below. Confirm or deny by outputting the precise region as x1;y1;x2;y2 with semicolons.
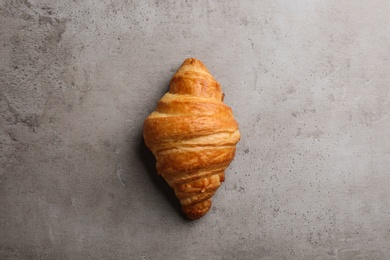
182;199;212;220
183;57;204;66
183;208;209;220
185;57;198;62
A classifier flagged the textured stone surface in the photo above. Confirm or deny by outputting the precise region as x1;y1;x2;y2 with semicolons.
1;0;390;259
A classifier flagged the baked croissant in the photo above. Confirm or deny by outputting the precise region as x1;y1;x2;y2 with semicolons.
143;58;240;219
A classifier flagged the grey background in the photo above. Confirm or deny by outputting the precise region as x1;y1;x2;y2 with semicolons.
1;0;390;259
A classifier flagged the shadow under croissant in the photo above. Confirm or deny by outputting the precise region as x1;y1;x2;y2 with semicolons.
137;134;190;221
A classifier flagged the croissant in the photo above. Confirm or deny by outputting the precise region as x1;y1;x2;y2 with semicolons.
143;58;240;219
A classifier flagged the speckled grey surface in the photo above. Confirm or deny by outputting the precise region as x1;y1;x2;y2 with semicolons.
1;1;390;259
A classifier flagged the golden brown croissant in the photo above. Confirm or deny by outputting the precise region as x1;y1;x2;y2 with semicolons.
143;58;240;219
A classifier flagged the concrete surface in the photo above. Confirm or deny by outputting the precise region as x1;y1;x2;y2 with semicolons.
1;0;390;259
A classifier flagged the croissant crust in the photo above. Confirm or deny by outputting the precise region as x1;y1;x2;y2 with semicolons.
143;58;240;219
